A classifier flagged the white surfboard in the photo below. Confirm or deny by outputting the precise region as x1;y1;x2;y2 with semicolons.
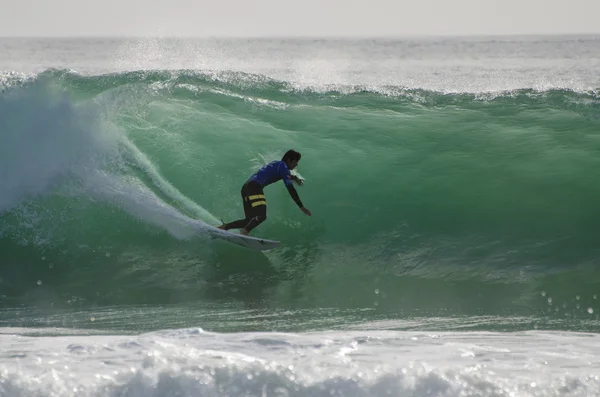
205;224;280;251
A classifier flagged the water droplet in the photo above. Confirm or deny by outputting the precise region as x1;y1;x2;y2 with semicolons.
594;295;597;300
90;317;95;322
576;295;580;300
531;382;537;388
577;304;581;309
375;289;380;294
541;291;546;297
547;297;552;304
37;280;42;286
106;252;111;257
588;308;594;314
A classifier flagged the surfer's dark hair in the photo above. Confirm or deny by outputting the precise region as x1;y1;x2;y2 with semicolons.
282;149;301;162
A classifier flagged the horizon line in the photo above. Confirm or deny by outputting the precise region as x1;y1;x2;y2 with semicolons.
1;32;599;40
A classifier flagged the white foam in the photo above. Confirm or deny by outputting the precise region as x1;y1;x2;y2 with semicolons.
0;328;599;397
0;79;220;242
79;169;215;240
0;80;114;213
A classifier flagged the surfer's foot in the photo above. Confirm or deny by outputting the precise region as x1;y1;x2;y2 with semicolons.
217;225;226;230
240;229;249;236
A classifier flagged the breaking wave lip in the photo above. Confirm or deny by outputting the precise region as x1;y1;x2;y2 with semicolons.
3;68;599;99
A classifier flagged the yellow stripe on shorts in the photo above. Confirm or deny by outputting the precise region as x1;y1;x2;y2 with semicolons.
248;194;265;201
251;200;267;207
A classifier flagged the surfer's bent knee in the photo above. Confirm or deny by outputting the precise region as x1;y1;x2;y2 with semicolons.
245;215;266;232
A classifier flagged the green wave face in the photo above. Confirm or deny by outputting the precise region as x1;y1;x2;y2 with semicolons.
1;70;599;323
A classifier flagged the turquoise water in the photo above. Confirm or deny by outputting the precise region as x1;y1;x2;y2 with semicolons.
2;66;599;328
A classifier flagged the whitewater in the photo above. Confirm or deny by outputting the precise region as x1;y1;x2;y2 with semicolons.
1;36;600;396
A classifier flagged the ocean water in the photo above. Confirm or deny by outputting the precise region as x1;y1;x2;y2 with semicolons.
1;36;600;396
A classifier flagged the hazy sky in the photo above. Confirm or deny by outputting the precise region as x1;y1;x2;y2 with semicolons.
1;0;599;37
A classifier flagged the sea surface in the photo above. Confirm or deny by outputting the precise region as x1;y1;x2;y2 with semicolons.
1;35;600;396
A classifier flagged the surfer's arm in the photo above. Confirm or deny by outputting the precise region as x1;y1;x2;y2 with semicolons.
286;180;312;216
280;164;309;212
286;184;304;208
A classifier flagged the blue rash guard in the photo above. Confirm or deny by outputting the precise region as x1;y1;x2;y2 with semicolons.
248;161;303;208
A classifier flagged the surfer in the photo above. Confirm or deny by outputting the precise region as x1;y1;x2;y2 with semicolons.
218;149;312;235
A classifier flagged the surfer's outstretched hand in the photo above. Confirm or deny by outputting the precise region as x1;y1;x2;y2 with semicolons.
292;176;304;186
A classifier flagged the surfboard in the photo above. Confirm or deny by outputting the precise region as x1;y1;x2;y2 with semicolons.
205;224;280;251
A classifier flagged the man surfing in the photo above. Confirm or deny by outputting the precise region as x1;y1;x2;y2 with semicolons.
218;149;312;235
